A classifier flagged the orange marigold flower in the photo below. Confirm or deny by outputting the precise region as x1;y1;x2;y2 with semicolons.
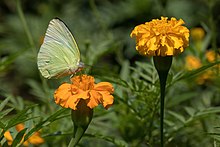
205;50;220;63
185;55;216;85
54;75;114;110
130;16;190;56
185;55;202;70
190;27;205;41
196;70;213;85
4;123;44;146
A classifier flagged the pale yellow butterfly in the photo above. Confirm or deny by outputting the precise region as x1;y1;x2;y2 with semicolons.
37;18;84;79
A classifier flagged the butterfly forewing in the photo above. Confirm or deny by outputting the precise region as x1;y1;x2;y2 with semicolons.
37;18;81;79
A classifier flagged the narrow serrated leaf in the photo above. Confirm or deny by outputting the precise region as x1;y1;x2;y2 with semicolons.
0;108;14;119
85;133;128;147
11;128;27;147
6;105;36;129
0;97;11;111
0;121;5;129
184;107;196;116
167;111;185;123
24;108;68;141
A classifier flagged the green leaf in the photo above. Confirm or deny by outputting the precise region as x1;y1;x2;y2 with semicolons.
11;128;27;147
196;107;220;117
85;133;128;147
166;92;198;107
6;105;36;130
0;96;10;111
0;108;14;119
96;75;129;88
184;107;196;117
0;121;5;129
167;110;185;123
24;108;68;141
0;48;27;72
186;107;220;124
120;60;130;81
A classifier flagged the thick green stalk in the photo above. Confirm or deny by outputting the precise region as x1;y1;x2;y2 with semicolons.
153;56;172;147
158;70;168;147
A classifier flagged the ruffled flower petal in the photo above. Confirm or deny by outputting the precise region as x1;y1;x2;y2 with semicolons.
4;131;13;145
54;83;76;108
93;82;114;109
54;75;114;110
130;16;190;56
87;90;101;108
99;91;114;109
93;82;114;93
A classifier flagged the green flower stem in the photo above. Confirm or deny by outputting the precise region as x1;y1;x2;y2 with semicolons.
153;56;172;147
68;126;87;147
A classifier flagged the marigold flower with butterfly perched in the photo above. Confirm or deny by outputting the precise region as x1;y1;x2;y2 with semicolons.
54;75;114;110
4;123;44;146
130;16;189;56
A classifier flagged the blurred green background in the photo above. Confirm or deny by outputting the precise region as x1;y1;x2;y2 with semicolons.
0;0;220;146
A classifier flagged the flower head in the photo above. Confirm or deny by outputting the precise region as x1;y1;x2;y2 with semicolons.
4;123;44;146
185;55;202;70
54;75;114;110
190;27;205;41
206;50;220;63
185;55;216;85
130;16;190;56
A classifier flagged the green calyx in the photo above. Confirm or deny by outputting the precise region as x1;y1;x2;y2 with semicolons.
69;100;93;147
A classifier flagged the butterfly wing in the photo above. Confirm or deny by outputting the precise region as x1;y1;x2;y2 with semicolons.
37;18;81;79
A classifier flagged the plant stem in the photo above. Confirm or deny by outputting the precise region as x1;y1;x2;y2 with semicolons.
16;0;36;54
67;127;86;147
158;70;168;147
153;56;172;147
68;137;75;147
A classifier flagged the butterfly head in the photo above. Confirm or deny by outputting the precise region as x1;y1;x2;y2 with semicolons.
74;62;84;73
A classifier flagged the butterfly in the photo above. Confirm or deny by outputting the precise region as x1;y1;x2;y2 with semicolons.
37;18;84;79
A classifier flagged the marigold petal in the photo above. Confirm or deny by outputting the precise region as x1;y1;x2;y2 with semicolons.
99;91;114;109
28;132;44;145
54;83;72;107
147;37;158;51
94;82;114;93
16;123;25;132
23;140;29;146
92;82;114;109
71;75;95;90
87;90;101;109
4;131;13;145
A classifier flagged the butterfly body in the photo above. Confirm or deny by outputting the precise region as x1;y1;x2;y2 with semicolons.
37;18;83;79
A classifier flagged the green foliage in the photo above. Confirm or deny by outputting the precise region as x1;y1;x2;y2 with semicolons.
1;0;220;146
